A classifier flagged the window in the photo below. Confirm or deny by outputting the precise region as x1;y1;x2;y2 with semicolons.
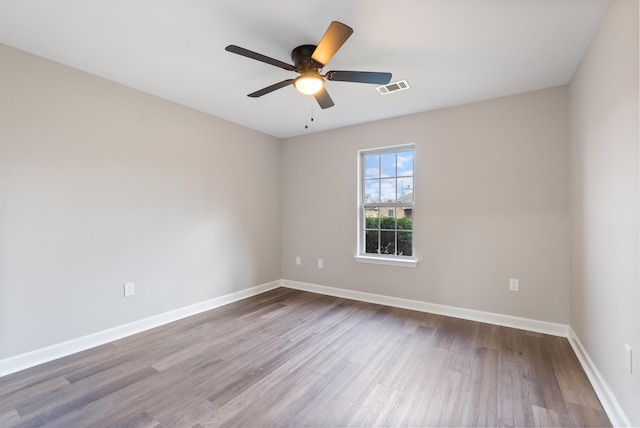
356;145;416;267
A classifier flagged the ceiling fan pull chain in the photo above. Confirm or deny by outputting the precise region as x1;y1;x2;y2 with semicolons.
304;97;310;129
311;100;315;123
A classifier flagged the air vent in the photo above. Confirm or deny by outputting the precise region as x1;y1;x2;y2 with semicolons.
376;80;410;95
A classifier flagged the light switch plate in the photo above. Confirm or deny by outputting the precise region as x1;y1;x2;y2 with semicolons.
124;282;135;297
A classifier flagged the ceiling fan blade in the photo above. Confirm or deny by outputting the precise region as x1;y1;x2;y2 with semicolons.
326;71;392;85
225;45;295;71
248;79;294;98
313;87;335;109
311;21;353;66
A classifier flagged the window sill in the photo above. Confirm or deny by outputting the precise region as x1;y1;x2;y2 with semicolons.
354;255;418;268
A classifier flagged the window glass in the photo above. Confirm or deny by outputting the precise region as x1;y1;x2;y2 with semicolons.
380;153;396;178
380;178;396;202
397;151;414;176
364;155;380;179
364;180;380;203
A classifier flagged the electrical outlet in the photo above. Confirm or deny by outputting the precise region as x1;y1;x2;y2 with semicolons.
509;278;519;292
625;343;633;374
124;282;135;297
296;256;301;266
317;259;323;268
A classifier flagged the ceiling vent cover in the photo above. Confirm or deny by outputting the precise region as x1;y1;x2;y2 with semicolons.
377;80;410;95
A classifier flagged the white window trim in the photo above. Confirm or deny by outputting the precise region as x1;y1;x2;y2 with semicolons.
354;254;418;268
356;144;417;268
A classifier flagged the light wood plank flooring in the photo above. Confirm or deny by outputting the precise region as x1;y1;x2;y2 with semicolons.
0;288;611;427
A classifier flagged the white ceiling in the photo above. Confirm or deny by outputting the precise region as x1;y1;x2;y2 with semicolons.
0;0;609;138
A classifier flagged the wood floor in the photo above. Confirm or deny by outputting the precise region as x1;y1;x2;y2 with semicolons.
1;288;611;427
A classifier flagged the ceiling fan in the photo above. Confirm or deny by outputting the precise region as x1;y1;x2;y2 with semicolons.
225;21;392;109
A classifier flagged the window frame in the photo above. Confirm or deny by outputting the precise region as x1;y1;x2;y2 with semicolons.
355;144;417;268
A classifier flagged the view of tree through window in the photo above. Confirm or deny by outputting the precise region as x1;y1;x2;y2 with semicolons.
361;148;414;257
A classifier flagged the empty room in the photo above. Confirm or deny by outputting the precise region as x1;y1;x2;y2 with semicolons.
1;0;638;427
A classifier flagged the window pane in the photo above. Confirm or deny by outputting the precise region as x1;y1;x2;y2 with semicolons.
397;211;412;230
397;231;412;256
384;207;412;230
397;151;413;177
364;207;379;229
380;215;396;230
365;230;379;254
380;231;396;255
402;207;414;222
397;177;414;202
380;153;396;178
380;178;396;202
364;179;380;203
364;155;379;179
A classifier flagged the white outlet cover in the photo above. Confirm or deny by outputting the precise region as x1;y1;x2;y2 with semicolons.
509;278;519;291
124;282;135;297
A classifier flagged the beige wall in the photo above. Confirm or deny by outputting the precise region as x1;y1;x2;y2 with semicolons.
0;44;281;359
281;86;570;324
569;0;640;425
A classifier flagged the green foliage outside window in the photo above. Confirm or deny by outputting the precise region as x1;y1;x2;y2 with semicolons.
365;216;412;256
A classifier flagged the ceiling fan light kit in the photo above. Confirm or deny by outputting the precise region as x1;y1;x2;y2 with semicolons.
225;21;392;109
293;73;324;95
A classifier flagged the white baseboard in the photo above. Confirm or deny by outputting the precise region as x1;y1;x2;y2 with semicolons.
0;280;282;378
282;279;568;336
567;327;631;428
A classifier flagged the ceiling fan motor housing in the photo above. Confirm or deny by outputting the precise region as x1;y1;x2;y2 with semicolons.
292;45;322;71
